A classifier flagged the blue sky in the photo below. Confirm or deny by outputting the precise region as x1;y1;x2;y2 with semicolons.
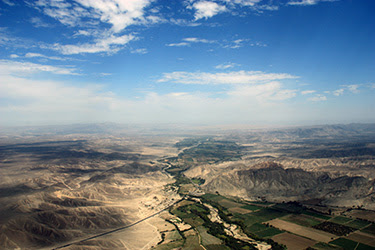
0;0;374;126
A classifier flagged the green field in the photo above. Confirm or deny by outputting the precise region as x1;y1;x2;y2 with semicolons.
255;227;283;238
202;193;226;202
330;216;353;225
281;214;322;227
312;242;341;249
302;210;331;220
245;222;283;238
197;226;222;246
361;224;375;235
183;235;203;250
357;244;375;250
330;238;375;250
233;207;287;227
346;219;371;229
330;238;358;250
241;204;262;211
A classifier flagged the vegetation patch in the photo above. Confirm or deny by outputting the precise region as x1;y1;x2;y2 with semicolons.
202;193;226;202
330;238;359;250
281;214;322;227
196;225;222;246
346;219;371;230
218;199;242;209
312;242;341;249
241;204;262;211
170;200;257;250
252;208;288;222
330;216;353;225
362;224;375;235
313;221;355;236
302;210;331;220
255;227;283;238
183;235;203;250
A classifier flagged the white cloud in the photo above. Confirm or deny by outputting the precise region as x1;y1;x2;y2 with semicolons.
34;0;89;27
170;18;202;27
10;54;19;58
301;90;315;95
30;17;52;28
34;0;156;33
166;42;191;47
227;0;262;6
192;1;227;20
166;37;216;47
228;81;297;101
54;34;136;55
224;39;249;49
131;48;148;54
215;62;239;69
74;0;155;32
308;94;327;102
25;52;67;61
333;88;344;96
0;60;80;75
288;0;337;6
2;0;15;6
183;37;215;43
158;70;298;85
346;84;360;93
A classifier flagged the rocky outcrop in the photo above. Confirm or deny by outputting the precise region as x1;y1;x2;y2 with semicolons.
201;162;373;206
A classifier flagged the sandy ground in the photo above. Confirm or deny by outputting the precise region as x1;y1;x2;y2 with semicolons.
272;232;316;250
346;231;375;247
267;218;336;243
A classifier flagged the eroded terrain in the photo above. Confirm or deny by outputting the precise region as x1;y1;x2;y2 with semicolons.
1;123;375;249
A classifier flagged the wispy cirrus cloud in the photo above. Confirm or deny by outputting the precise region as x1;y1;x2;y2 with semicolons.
166;42;191;47
308;94;327;102
158;70;298;103
186;0;278;21
301;90;316;95
2;0;15;6
228;81;297;101
333;88;344;96
33;0;158;33
215;62;239;69
24;52;67;61
223;39;266;49
166;37;216;47
30;0;158;55
346;84;360;93
183;37;215;43
130;48;148;54
158;70;298;85
0;60;80;75
53;34;136;55
287;0;338;6
30;17;52;28
227;0;262;7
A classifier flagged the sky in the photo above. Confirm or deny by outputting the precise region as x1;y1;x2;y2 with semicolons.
0;0;374;127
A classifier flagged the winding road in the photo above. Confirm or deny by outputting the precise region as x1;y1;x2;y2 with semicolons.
51;199;183;250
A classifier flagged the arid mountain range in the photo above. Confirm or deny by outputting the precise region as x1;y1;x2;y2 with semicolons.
0;123;374;249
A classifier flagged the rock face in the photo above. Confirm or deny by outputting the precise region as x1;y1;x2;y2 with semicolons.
202;162;373;206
